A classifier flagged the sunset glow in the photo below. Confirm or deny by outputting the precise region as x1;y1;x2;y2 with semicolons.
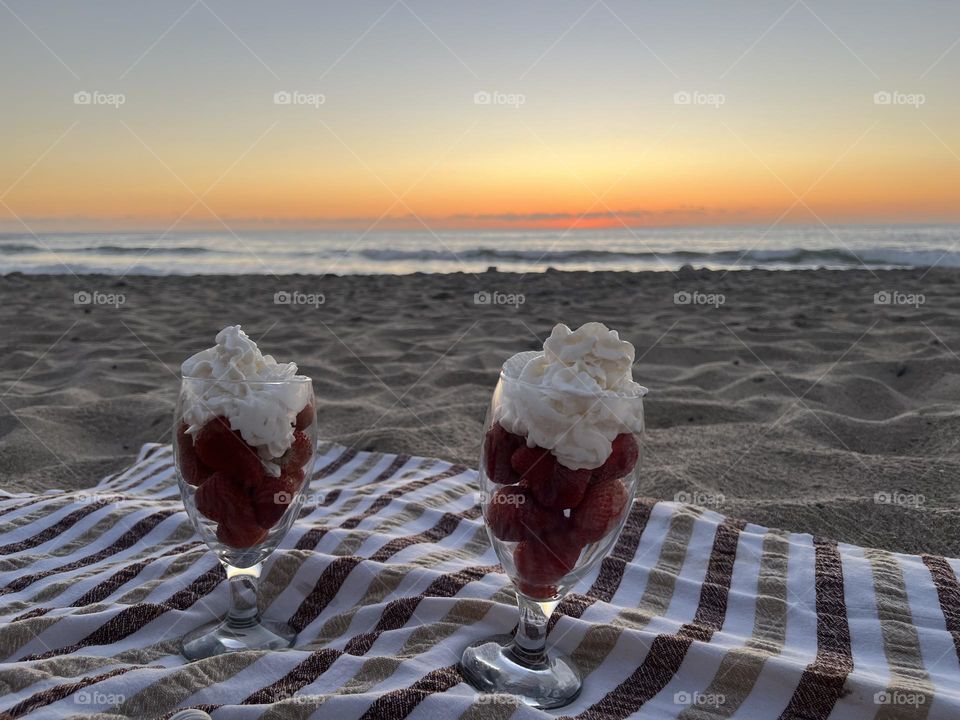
2;1;959;233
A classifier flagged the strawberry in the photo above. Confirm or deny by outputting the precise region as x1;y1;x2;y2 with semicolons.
251;469;303;528
483;422;523;484
295;399;315;431
195;471;249;524
176;423;212;487
282;465;306;491
530;463;591;510
572;478;629;544
280;430;313;470
514;531;581;586
485;485;528;542
195;416;263;477
593;433;639;483
486;484;565;543
216;521;268;549
510;445;556;485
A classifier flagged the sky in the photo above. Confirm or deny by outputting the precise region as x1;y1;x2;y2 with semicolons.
1;0;959;233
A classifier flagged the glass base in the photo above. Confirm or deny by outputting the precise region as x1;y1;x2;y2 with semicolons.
181;616;296;660
460;634;582;709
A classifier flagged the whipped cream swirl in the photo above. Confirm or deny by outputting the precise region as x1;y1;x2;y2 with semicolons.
498;322;646;470
181;325;311;461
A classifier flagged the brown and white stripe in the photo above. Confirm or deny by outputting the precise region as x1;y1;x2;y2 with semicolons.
2;443;960;720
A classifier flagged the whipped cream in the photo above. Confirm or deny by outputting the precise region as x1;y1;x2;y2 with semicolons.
498;322;646;470
181;325;311;462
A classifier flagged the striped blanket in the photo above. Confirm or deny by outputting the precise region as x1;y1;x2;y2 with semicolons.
1;443;959;720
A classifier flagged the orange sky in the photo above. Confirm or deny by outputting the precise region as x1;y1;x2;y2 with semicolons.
2;1;959;233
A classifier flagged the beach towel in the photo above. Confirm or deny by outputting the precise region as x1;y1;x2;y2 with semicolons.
1;442;958;719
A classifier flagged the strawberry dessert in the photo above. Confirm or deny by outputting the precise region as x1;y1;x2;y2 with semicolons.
483;322;645;599
177;326;316;549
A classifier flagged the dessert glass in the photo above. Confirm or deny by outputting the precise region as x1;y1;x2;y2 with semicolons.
460;352;646;708
174;375;317;660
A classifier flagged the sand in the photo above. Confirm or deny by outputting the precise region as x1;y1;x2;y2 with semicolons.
1;268;957;557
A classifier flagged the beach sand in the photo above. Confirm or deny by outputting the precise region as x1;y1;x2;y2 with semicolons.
1;268;957;556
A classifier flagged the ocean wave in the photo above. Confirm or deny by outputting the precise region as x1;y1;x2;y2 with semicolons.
356;246;960;268
0;243;211;255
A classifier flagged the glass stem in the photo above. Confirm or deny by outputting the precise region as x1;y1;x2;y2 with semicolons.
225;562;262;628
510;594;559;668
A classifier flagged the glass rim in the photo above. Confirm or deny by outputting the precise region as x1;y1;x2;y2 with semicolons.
181;373;313;384
499;350;648;400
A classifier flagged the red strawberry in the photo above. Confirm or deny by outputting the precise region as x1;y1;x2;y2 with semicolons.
195;471;249;524
572;478;629;544
483;422;523;484
530;463;591;510
176;423;212;487
280;430;313;470
216;521;268;549
486;484;565;543
486;485;528;542
295;399;315;431
514;532;581;586
510;445;555;484
251;469;303;528
282;465;306;490
195;417;263;477
593;434;639;483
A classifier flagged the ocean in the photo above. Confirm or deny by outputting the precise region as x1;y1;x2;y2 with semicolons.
2;224;958;275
